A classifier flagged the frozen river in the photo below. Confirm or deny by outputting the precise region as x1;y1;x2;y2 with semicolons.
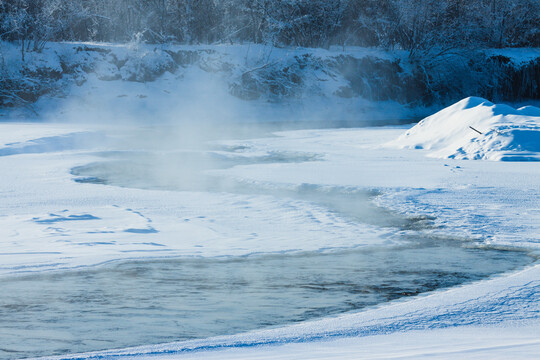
0;123;537;359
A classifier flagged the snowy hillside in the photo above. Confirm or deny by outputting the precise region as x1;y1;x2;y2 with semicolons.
391;97;540;161
1;41;539;122
0;41;424;122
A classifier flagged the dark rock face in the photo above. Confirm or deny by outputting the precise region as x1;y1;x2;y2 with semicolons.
483;57;540;101
226;52;539;107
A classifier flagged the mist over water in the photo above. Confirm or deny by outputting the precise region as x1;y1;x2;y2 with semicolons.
72;149;414;229
1;121;535;359
0;241;534;359
0;124;505;358
1;1;538;357
71;124;409;228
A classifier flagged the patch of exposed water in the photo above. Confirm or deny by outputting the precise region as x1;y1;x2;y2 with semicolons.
71;150;417;229
0;242;534;359
3;127;532;359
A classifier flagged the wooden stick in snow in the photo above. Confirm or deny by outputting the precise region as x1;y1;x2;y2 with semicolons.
469;126;483;135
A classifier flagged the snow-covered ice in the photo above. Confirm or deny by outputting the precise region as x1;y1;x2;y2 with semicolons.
1;97;539;359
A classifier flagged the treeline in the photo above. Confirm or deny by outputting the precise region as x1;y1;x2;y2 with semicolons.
1;0;539;54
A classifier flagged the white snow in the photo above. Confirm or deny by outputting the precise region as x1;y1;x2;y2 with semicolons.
483;47;540;64
390;97;540;161
0;41;431;123
1;97;539;359
0;123;398;276
142;325;540;360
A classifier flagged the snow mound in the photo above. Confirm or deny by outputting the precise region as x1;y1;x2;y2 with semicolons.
392;97;540;161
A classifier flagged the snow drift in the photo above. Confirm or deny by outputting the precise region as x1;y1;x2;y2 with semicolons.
392;97;540;161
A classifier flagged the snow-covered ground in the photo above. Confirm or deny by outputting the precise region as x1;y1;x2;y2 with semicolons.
0;124;397;275
0;41;423;123
1;98;540;359
391;97;540;161
3;41;539;125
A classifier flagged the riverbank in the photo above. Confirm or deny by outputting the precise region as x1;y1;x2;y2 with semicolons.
1;42;539;123
0;100;539;357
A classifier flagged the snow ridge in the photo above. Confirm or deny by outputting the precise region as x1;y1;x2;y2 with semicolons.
391;97;540;161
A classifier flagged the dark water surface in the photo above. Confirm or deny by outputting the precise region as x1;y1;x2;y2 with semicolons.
0;242;534;359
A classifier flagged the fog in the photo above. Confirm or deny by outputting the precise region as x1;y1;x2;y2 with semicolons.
39;44;414;226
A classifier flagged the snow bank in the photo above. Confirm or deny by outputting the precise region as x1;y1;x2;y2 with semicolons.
1;41;424;122
391;97;540;161
483;48;540;65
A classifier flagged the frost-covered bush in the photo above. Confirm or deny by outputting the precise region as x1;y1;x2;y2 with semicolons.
0;42;62;107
